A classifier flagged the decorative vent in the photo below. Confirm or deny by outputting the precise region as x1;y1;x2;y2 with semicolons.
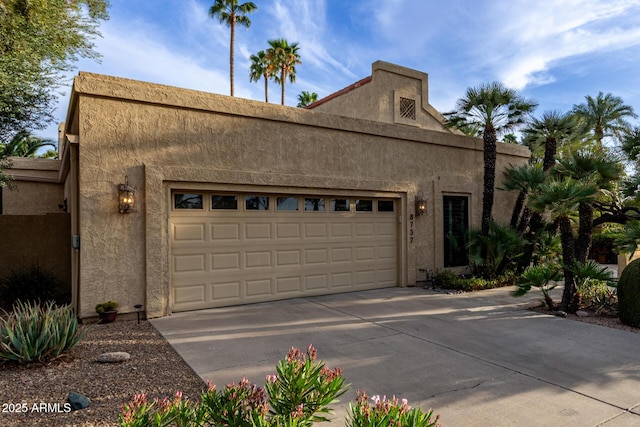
399;97;416;120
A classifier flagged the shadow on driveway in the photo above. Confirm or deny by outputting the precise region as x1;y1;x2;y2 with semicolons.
152;287;640;427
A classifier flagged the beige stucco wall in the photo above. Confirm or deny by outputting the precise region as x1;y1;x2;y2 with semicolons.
0;213;71;288
65;71;530;319
310;61;458;133
2;158;65;215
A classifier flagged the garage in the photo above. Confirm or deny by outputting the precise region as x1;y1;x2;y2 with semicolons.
170;190;399;311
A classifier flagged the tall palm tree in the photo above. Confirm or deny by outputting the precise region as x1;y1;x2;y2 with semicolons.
553;152;623;263
529;177;598;312
572;92;637;152
519;111;587;257
620;127;640;172
249;50;273;102
445;82;537;239
0;130;56;158
267;38;301;105
209;0;257;97
501;163;545;228
296;91;318;107
522;110;585;172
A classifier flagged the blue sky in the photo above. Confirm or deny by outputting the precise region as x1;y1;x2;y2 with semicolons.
42;0;640;141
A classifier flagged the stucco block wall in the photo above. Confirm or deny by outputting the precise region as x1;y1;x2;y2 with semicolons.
2;158;65;215
66;72;529;318
0;213;71;288
2;181;64;215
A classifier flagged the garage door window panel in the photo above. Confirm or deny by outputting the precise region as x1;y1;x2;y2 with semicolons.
377;200;394;212
246;196;270;211
212;195;238;210
355;200;373;212
331;199;350;212
305;198;325;212
174;193;203;210
277;197;299;211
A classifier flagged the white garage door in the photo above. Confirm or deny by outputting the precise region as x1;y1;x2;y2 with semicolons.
170;191;398;312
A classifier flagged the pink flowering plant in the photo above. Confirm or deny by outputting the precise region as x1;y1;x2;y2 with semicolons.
199;378;269;426
346;390;440;427
119;391;204;427
119;345;439;426
264;345;348;426
119;345;348;427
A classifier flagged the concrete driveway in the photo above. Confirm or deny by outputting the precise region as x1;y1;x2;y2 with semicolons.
151;287;640;426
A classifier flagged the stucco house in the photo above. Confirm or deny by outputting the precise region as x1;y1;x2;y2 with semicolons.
2;61;529;319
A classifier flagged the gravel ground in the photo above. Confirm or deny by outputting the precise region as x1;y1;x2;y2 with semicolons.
0;320;206;427
0;304;637;427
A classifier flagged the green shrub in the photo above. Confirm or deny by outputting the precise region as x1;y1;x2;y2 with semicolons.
514;263;562;310
0;264;70;310
0;301;85;364
617;258;640;327
347;390;440;427
572;260;617;315
467;221;526;278
95;300;119;314
429;269;516;292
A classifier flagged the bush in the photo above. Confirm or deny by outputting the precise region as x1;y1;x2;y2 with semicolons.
572;260;617;315
0;264;70;310
467;221;526;278
347;390;440;427
429;269;516;292
0;301;85;364
119;345;440;427
618;258;640;327
514;263;562;310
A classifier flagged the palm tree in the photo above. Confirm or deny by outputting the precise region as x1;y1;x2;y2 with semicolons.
501;163;545;228
572;92;637;152
522;111;585;172
209;0;257;97
519;111;587;257
620;127;640;172
0;130;56;158
267;38;301;106
529;177;598;312
444;82;537;239
552;152;623;263
249;50;274;102
297;91;318;108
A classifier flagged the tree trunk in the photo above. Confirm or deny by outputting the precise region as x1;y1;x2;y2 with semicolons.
481;125;497;237
264;76;268;103
281;68;286;105
558;215;577;312
510;190;526;228
229;17;235;97
517;206;531;233
542;136;557;172
575;202;594;263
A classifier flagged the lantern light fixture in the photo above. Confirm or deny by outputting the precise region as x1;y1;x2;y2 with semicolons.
415;191;427;216
118;176;137;214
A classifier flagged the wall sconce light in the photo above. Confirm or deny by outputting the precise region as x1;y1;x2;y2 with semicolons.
118;176;137;214
415;191;427;216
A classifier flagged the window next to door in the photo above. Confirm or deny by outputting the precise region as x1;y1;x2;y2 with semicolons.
443;195;469;267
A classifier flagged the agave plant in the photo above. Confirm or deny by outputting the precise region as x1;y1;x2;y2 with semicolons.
0;301;85;364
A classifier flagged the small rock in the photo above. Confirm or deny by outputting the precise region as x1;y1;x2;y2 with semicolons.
555;310;568;318
67;391;90;411
97;351;130;363
576;310;589;317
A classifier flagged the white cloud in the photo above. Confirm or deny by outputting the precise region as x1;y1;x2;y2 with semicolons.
487;0;640;88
